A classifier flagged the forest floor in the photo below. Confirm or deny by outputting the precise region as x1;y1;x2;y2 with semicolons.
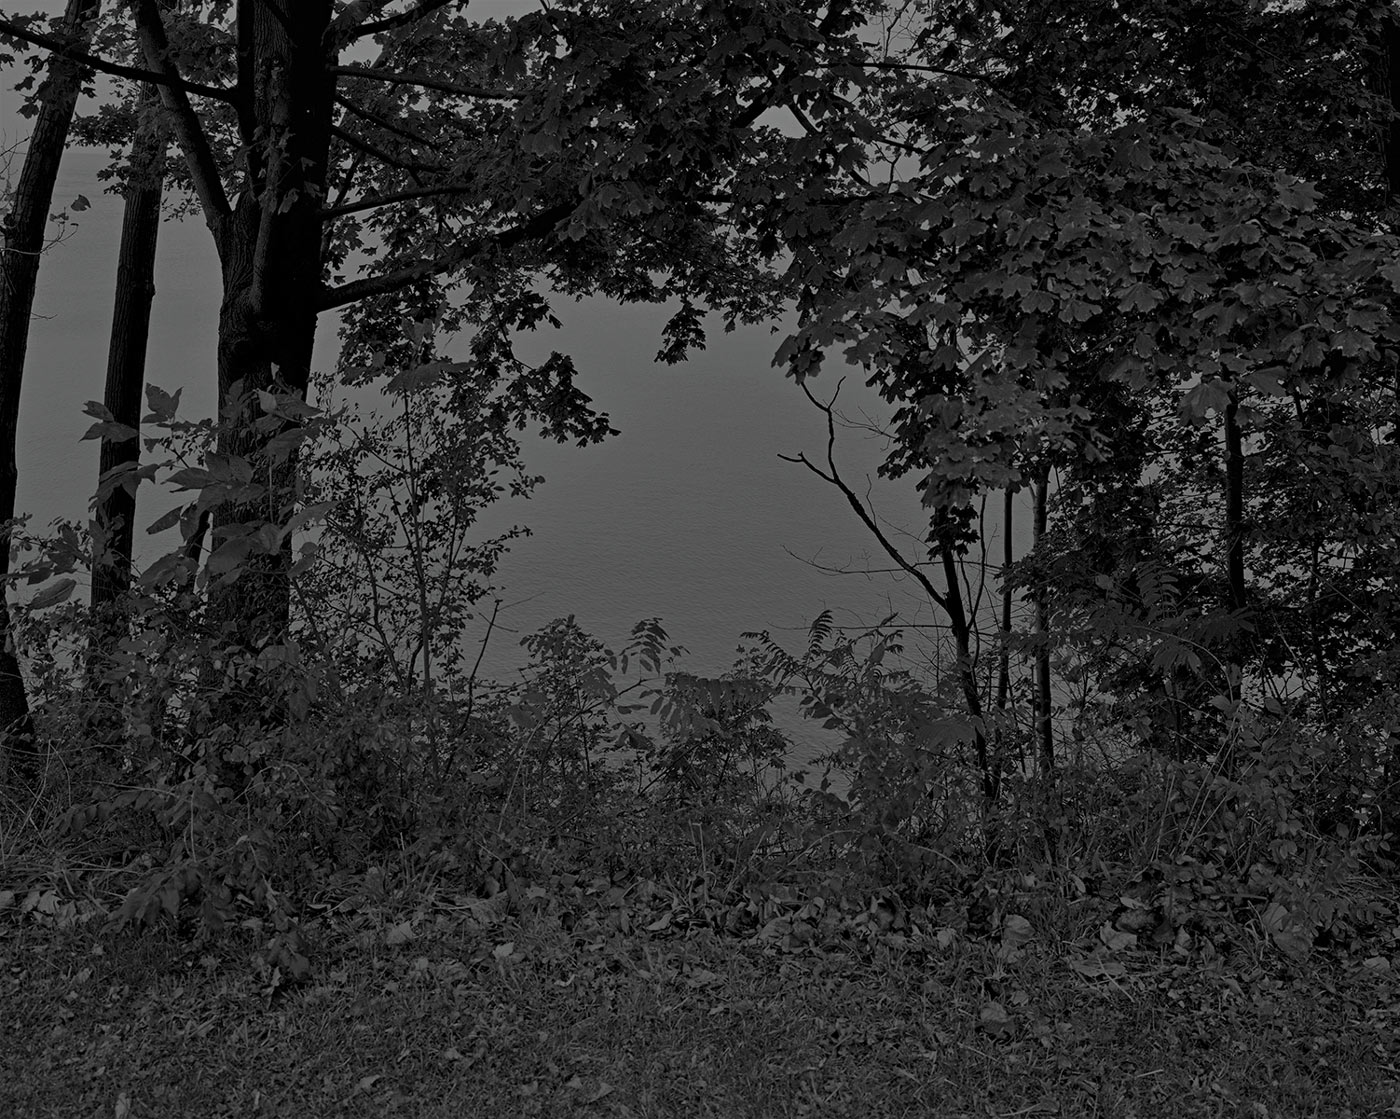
2;866;1399;1119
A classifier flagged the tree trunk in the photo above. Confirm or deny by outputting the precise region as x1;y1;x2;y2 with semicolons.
139;1;334;662
134;1;337;763
86;81;166;750
933;521;994;804
0;0;101;785
996;487;1012;712
1032;468;1053;775
202;2;334;657
1223;391;1246;706
1379;9;1400;208
92;84;166;623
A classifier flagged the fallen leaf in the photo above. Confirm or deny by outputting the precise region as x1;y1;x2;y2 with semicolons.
384;922;414;947
1002;914;1033;948
979;1000;1013;1037
685;967;722;988
1099;922;1136;952
114;1093;131;1119
1068;955;1127;978
493;941;515;960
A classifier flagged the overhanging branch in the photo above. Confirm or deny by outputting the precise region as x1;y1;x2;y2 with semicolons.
331;64;518;101
0;15;237;103
314;198;576;311
329;122;446;177
321;182;476;219
341;0;460;44
334;92;433;146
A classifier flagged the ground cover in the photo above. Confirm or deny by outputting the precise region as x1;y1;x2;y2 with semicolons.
3;861;1398;1119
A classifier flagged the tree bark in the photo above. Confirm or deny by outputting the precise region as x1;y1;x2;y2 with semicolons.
136;0;335;660
996;487;1012;714
1223;391;1246;707
92;83;166;620
1032;468;1053;775
206;2;333;655
1380;9;1400;207
86;80;166;749
0;0;101;786
932;514;995;804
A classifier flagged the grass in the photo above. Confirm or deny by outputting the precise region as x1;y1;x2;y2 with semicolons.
3;859;1399;1119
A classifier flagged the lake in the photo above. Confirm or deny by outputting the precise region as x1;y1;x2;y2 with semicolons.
16;147;958;778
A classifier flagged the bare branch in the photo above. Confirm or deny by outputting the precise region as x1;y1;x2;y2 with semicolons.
0;15;236;103
315;198;576;311
331;64;518;101
780;378;950;613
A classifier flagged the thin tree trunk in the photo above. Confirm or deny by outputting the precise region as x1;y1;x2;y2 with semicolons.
0;0;101;786
92;82;166;617
1372;6;1400;829
1032;468;1053;775
933;513;994;803
996;486;1012;712
86;81;166;750
1223;391;1246;706
1379;9;1400;209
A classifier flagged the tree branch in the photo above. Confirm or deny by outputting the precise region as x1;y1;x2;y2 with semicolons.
321;182;476;219
732;0;852;129
329;122;445;178
779;378;951;613
326;0;392;47
132;0;231;221
822;58;988;82
334;92;433;146
315;198;576;311
331;64;518;101
0;15;237;103
341;0;460;45
235;0;258;149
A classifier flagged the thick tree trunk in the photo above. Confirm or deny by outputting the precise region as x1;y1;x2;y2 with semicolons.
206;196;319;655
0;0;101;785
201;2;334;658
